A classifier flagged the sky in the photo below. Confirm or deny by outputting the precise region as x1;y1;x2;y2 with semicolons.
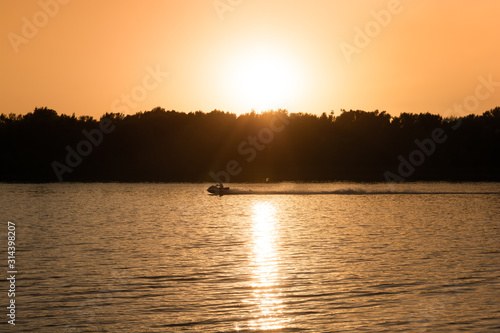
1;0;499;118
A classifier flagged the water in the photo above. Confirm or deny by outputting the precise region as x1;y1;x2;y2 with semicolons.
0;182;499;332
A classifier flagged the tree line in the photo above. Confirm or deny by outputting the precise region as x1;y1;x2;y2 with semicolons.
0;106;499;182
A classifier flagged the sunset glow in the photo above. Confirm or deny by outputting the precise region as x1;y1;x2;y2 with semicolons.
249;201;289;330
224;45;305;112
1;1;499;117
1;2;499;330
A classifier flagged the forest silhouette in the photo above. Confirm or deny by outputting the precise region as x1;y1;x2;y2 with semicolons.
1;106;499;182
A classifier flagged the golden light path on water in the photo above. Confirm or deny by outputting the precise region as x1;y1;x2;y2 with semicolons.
242;201;291;330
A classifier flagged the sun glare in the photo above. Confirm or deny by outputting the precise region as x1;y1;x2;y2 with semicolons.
247;201;291;330
225;46;304;112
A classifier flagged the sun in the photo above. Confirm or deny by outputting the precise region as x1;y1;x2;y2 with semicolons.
224;45;304;112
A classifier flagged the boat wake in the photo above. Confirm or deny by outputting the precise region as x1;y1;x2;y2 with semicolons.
213;189;500;196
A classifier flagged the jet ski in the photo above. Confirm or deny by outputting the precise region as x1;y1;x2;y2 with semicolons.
207;183;230;195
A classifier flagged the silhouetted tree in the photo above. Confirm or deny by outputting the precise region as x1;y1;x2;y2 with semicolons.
0;106;498;182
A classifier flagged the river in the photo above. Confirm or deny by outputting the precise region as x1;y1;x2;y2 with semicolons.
0;182;499;332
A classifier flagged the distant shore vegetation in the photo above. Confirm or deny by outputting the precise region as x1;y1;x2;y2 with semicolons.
1;106;499;182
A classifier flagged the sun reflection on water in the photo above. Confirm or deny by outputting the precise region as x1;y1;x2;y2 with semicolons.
244;201;290;330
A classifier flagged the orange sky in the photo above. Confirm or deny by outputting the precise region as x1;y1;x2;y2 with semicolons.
1;0;499;118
